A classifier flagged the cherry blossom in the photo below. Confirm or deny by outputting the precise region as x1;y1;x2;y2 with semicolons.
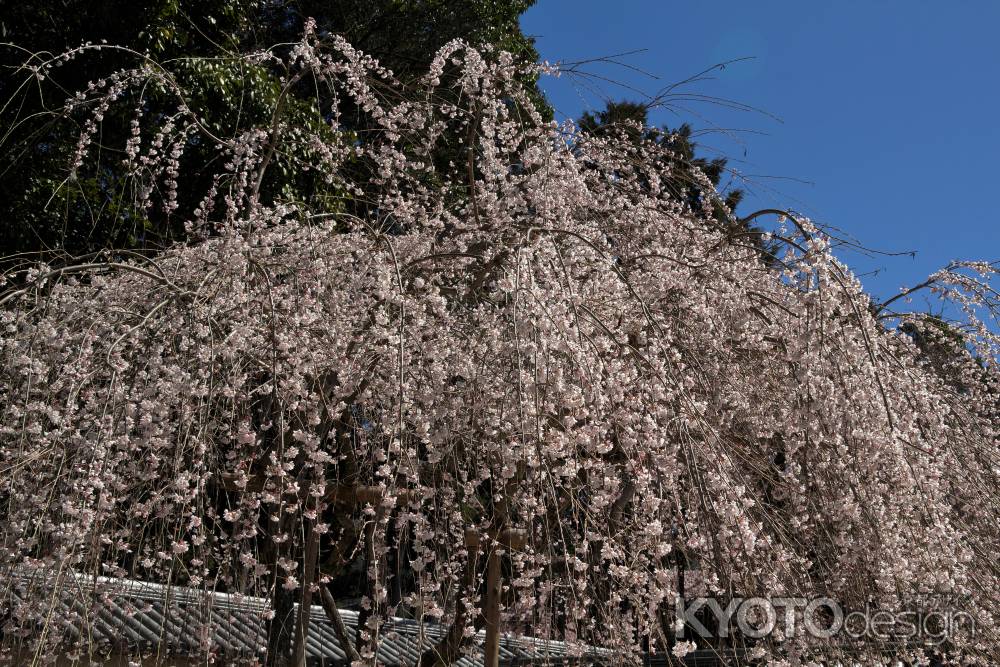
1;24;998;666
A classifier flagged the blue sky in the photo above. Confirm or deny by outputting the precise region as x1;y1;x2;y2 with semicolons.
521;2;999;304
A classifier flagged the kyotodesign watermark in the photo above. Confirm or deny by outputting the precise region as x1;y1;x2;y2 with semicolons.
675;596;975;645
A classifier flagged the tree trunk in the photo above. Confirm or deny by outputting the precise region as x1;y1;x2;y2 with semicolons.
292;515;321;667
266;584;296;666
265;505;296;666
417;536;481;667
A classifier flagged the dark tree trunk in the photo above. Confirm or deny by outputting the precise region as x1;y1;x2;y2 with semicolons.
266;584;296;666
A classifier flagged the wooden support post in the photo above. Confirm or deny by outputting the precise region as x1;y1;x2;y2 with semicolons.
321;586;362;665
483;542;502;667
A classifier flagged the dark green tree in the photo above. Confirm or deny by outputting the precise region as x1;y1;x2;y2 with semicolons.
0;0;547;263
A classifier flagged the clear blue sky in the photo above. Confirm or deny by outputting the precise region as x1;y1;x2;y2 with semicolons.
521;2;1000;304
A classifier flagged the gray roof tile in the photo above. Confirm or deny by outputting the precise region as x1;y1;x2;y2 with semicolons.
8;573;608;665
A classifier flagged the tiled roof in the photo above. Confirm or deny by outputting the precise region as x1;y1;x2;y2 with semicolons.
6;572;611;665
